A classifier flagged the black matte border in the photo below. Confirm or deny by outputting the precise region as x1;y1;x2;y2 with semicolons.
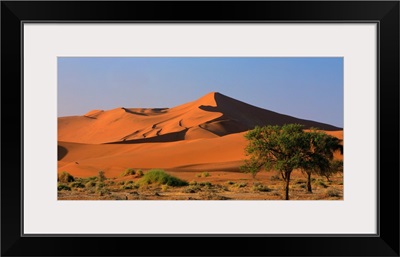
1;1;399;256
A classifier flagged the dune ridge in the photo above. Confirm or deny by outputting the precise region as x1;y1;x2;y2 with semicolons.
58;92;341;144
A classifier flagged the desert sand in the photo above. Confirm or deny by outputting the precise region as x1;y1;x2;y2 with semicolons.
58;92;343;200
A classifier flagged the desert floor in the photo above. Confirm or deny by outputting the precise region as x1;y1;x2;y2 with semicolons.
58;169;343;200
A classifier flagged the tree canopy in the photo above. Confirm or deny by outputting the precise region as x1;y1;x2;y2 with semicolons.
241;124;341;200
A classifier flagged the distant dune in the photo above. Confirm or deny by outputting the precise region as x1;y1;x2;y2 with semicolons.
58;92;341;144
58;92;343;177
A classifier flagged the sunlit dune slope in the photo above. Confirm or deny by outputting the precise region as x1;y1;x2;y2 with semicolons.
58;92;341;144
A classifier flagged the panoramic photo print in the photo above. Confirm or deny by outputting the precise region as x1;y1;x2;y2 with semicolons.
57;57;343;200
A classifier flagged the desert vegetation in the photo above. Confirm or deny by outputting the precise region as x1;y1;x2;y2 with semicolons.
58;157;343;201
241;124;342;200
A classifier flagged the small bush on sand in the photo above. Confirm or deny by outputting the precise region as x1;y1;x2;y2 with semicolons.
183;185;202;193
136;169;144;177
98;171;106;182
136;169;188;187
326;188;341;197
120;168;136;177
226;181;235;185
199;181;212;187
199;192;230;200
70;182;85;188
235;182;247;188
97;188;110;196
58;183;71;191
120;185;133;190
58;171;74;183
107;181;115;186
85;181;96;188
315;179;328;188
120;183;138;190
96;182;105;189
96;182;109;196
252;183;271;192
196;172;210;178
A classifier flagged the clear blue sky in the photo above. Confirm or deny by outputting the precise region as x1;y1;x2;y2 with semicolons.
58;57;343;127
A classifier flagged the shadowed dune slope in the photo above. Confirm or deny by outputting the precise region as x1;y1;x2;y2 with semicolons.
58;132;249;177
58;92;341;144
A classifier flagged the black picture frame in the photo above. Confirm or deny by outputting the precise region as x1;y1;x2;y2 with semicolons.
1;1;399;256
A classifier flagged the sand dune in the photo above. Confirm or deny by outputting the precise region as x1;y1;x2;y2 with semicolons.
58;92;343;177
58;92;341;144
58;132;249;177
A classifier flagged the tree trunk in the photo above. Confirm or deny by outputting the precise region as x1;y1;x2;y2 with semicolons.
325;175;331;182
307;172;312;193
285;171;291;200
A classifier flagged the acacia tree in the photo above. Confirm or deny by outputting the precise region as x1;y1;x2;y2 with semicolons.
241;124;310;200
320;159;343;182
302;130;342;193
241;124;342;199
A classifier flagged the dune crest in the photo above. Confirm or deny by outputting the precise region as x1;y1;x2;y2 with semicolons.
58;92;341;145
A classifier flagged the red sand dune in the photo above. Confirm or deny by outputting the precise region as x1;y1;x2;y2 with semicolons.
58;92;340;144
58;92;343;177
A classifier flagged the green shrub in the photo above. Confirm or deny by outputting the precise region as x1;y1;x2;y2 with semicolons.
196;172;210;178
98;171;106;182
120;168;136;177
136;169;188;187
252;183;271;192
97;188;109;196
315;179;328;188
58;183;71;191
120;184;136;190
199;181;212;187
85;181;96;188
189;180;198;186
58;172;74;183
70;182;85;188
236;182;247;188
183;185;201;193
107;181;115;186
95;182;109;195
326;188;340;197
96;182;105;189
75;176;97;186
87;176;98;181
136;169;144;177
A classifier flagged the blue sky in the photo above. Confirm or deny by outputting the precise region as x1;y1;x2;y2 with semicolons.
58;57;343;127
